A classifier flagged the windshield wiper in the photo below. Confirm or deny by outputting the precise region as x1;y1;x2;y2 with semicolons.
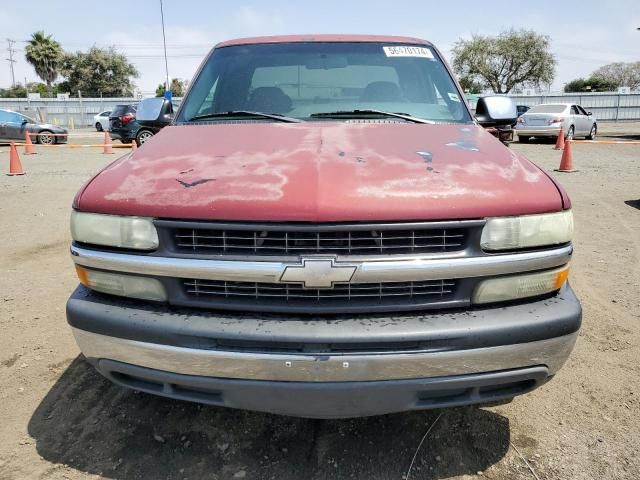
309;109;435;124
186;110;303;123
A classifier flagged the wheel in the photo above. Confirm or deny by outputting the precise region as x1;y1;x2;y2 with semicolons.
37;131;55;145
95;122;103;132
518;135;530;143
566;126;575;141
586;123;597;140
136;129;154;146
120;139;132;144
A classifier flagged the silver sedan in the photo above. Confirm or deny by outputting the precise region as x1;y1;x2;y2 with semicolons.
515;103;597;142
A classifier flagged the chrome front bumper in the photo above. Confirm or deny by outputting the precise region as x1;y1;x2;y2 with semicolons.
73;327;577;382
68;282;581;417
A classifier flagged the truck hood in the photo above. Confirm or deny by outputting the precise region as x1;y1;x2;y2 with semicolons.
76;122;563;222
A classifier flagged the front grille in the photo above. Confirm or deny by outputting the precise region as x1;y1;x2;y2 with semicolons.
182;279;456;305
172;226;467;255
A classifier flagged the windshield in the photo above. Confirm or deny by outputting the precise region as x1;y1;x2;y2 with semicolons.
528;104;567;114
177;42;471;124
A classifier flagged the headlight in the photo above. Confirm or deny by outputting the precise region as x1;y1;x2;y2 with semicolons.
481;210;573;251
71;211;158;250
472;265;569;305
75;266;167;301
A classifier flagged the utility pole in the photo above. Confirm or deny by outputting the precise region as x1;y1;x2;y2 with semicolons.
159;0;170;95
6;38;17;87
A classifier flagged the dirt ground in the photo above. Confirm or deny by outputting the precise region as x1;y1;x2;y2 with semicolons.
0;124;639;480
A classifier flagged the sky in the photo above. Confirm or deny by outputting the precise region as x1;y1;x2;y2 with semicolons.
1;0;639;95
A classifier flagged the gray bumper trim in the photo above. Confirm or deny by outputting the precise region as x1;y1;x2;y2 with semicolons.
73;327;577;383
95;360;550;418
70;244;573;284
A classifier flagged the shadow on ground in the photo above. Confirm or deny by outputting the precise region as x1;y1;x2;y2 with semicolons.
600;133;640;141
516;137;556;145
624;199;640;211
28;357;511;479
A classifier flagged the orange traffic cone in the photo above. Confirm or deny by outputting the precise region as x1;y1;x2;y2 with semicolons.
554;127;565;150
24;131;37;155
103;131;114;154
7;143;25;176
131;140;137;151
555;139;577;173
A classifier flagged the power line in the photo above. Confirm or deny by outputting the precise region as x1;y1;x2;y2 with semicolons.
6;38;17;87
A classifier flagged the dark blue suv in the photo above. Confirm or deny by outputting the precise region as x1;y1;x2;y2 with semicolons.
109;103;170;146
108;104;139;145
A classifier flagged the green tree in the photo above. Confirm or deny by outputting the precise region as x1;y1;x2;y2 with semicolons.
452;29;556;94
24;31;63;95
564;77;617;93
458;76;485;94
26;82;59;97
59;47;139;97
156;78;186;97
591;62;640;90
0;83;27;98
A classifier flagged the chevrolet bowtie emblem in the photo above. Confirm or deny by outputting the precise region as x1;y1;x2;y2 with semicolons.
280;258;357;289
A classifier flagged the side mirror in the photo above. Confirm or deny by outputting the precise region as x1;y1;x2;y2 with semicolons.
587;111;592;116
21;118;28;125
475;96;517;127
136;97;174;127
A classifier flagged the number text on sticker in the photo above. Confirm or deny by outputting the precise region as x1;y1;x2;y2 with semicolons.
383;46;434;58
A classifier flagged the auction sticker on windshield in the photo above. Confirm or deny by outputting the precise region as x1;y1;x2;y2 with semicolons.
383;46;434;58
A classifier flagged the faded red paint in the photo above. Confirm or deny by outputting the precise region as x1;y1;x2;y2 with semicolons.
75;122;563;222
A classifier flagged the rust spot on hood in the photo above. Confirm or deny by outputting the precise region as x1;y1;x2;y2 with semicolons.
176;178;215;188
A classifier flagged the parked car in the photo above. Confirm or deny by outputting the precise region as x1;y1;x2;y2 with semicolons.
134;99;174;146
93;111;111;132
0;109;67;144
465;95;515;144
472;96;514;144
67;35;580;419
515;103;597;142
108;104;138;144
516;105;530;116
108;103;170;146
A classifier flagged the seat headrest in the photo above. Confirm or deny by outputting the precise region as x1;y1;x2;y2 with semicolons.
360;82;403;102
247;87;292;114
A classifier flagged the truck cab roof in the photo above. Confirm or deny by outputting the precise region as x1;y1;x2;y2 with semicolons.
216;34;433;48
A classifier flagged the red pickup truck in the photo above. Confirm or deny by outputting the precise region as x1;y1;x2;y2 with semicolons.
67;35;580;418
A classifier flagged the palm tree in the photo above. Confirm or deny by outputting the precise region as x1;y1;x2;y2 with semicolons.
24;31;63;96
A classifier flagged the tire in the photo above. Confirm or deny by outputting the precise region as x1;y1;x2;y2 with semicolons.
95;122;103;132
586;123;597;140
136;129;154;146
120;139;132;144
566;126;575;141
37;130;55;145
518;135;530;143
